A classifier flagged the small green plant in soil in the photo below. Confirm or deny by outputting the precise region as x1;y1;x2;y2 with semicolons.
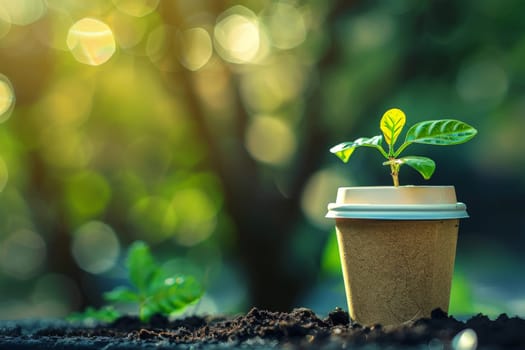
330;108;478;186
69;241;203;323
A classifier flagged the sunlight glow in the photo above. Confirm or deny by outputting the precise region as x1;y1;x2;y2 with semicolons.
179;27;213;71
214;6;260;64
0;0;47;25
0;75;15;122
72;221;120;274
265;2;306;50
112;0;159;17
245;115;296;165
67;18;116;66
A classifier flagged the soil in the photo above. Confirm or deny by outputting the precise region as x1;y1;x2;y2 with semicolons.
0;308;524;349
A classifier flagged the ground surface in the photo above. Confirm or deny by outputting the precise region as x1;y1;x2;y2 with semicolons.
0;308;524;349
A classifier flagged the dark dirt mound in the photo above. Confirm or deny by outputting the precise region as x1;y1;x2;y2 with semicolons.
0;308;524;349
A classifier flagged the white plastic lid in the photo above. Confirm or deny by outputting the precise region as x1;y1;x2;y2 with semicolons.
326;186;469;220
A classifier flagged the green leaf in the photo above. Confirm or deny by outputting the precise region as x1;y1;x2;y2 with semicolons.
139;303;158;322
399;156;436;180
144;275;203;319
330;135;385;163
404;119;477;145
163;275;203;305
67;306;121;323
126;241;160;294
104;286;141;303
380;108;406;147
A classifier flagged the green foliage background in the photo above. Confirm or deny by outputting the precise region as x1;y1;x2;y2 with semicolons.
0;0;524;319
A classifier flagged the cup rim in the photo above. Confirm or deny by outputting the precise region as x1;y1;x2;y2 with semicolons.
326;185;468;220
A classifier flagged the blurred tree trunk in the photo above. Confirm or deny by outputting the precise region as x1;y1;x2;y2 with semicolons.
156;1;353;310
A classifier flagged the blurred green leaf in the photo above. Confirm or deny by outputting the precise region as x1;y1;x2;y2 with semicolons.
321;230;342;276
104;286;140;303
127;241;160;294
67;306;121;323
104;241;203;322
449;270;475;316
145;275;203;315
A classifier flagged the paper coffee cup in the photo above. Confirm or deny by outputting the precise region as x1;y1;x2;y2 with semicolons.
326;186;468;326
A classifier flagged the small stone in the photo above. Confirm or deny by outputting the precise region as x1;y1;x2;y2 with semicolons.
452;328;478;350
326;307;350;326
496;313;509;322
431;308;449;320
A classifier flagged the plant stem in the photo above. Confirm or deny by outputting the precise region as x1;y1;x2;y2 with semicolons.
389;159;400;187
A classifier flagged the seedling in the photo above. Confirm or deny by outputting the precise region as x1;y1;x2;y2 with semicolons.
70;241;203;323
330;108;477;186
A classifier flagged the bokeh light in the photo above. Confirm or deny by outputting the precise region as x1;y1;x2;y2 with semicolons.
38;76;94;127
0;0;47;26
66;18;116;66
264;2;307;50
347;13;396;53
0;7;11;40
65;171;111;222
71;221;120;274
108;10;148;49
214;6;261;64
112;0;159;17
170;188;219;246
129;196;178;242
0;74;15;122
240;56;306;112
146;24;177;71
245;115;296;165
0;229;46;280
35;6;74;51
300;168;353;229
178;27;213;71
193;58;234;113
456;59;508;105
